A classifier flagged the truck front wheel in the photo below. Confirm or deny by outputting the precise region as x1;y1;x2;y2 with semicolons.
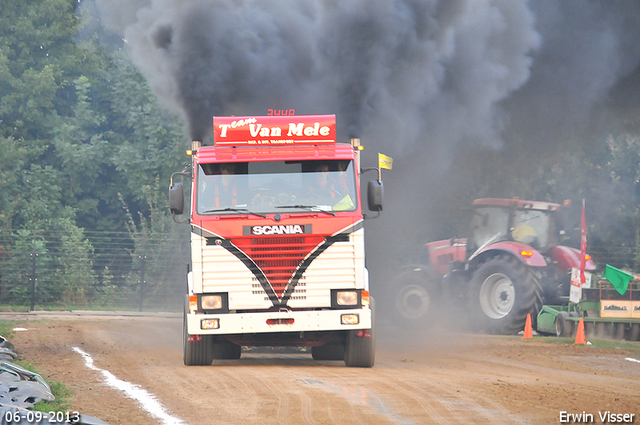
470;255;542;335
344;299;375;367
183;311;214;366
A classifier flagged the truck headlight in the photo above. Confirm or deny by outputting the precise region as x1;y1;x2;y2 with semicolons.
341;314;359;325
201;295;222;310
336;290;358;306
201;319;220;329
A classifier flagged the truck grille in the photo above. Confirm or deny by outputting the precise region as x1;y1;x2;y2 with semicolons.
231;236;325;297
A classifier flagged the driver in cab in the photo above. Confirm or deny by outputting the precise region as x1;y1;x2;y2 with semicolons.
309;163;338;200
203;163;240;208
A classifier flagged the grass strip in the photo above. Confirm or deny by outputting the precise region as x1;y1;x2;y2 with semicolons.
0;320;75;413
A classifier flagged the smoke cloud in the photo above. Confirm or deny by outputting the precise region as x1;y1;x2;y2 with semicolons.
93;0;543;155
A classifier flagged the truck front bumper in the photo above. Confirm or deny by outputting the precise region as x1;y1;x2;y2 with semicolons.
186;307;372;335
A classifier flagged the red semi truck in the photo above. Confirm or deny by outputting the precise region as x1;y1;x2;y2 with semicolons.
169;115;383;367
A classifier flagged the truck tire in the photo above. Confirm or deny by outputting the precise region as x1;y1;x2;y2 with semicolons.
183;309;214;366
344;299;375;367
312;343;345;361
392;270;440;329
211;341;242;360
469;255;542;335
555;311;572;337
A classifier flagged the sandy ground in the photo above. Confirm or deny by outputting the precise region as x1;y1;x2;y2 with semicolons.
2;312;639;425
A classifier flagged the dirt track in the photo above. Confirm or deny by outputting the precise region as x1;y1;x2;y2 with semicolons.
3;313;640;425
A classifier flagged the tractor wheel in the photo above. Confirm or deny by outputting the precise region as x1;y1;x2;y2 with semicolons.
555;311;572;337
469;255;542;335
392;270;440;329
344;299;375;367
183;307;214;366
630;323;640;341
312;343;345;361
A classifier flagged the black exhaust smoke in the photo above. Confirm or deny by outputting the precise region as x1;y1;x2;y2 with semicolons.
91;0;640;158
92;0;543;155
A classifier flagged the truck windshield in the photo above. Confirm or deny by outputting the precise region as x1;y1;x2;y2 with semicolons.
196;159;358;215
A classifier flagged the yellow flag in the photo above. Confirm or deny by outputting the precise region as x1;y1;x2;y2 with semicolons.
378;153;393;170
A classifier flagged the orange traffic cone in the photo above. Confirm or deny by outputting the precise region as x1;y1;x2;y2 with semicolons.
522;313;533;339
574;318;586;345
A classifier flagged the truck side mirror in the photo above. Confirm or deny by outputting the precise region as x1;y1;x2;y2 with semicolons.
367;180;383;212
169;183;185;215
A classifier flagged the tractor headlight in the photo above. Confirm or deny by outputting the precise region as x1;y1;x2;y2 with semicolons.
336;291;358;306
201;295;222;310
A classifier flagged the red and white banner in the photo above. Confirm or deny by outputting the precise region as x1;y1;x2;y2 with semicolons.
570;199;588;303
579;198;587;284
213;115;336;147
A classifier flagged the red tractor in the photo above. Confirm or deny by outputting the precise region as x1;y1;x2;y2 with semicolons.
393;198;596;334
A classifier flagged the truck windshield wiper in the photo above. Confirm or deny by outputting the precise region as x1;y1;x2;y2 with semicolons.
275;205;336;216
204;207;267;218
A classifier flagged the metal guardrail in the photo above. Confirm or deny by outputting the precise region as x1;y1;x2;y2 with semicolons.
0;227;635;312
0;229;189;312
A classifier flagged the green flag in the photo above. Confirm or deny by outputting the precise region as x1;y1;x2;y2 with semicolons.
603;264;634;296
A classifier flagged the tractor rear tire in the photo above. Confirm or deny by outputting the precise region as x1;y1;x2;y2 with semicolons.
344;299;375;367
392;269;440;330
469;255;542;335
555;311;572;337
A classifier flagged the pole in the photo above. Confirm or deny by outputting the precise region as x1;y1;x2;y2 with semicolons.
30;252;37;311
138;253;146;312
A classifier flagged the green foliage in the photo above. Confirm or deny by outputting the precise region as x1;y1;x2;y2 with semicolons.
0;320;15;338
118;176;188;310
107;55;187;206
52;218;95;305
32;380;74;414
0;1;188;313
0;0;92;140
0;135;30;229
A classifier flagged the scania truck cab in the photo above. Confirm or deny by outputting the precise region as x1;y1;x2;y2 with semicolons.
169;115;383;367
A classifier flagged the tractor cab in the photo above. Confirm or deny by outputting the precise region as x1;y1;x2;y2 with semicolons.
467;198;563;258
